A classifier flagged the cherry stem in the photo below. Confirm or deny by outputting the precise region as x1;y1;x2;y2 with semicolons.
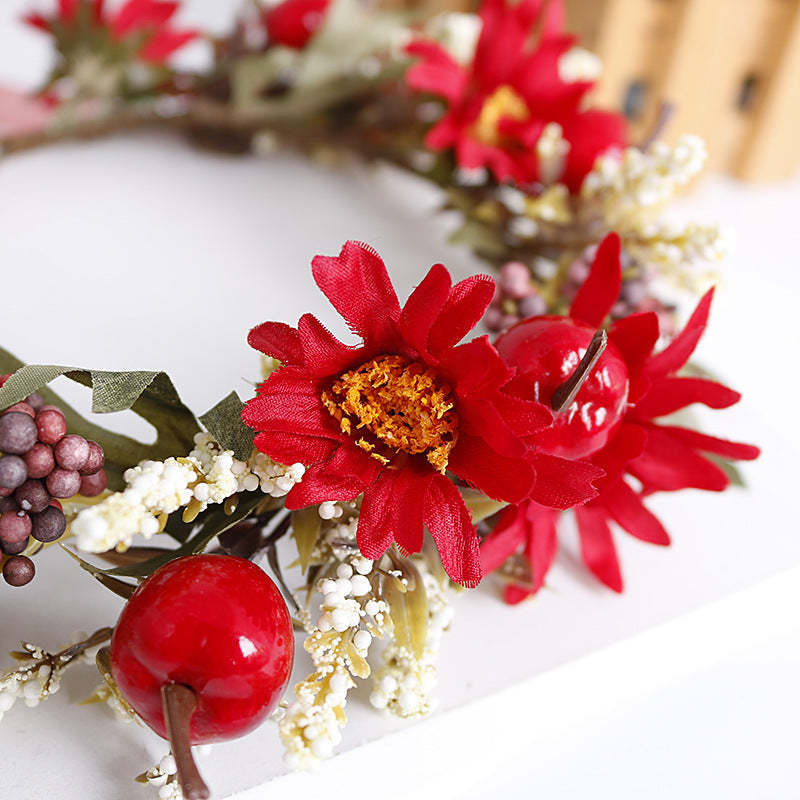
161;683;210;800
550;329;608;413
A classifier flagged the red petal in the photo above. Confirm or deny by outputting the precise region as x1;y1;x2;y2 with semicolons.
528;452;602;509
405;40;468;103
493;391;553;437
448;432;534;503
504;583;535;604
480;504;528;574
609;312;659;380
247;321;303;364
114;0;177;37
297;313;360;376
569;233;621;327
138;29;197;62
599;479;670;545
424;474;482;587
654;425;760;461
311;242;401;351
428;274;495;356
524;503;559;591
475;0;542;88
458;397;527;458
23;12;51;31
633;376;741;419
59;0;78;20
575;505;623;592
441;336;513;397
285;446;379;508
399;263;451;361
358;466;432;559
628;425;729;492
253;430;337;467
644;289;714;377
560;110;627;192
590;422;647;487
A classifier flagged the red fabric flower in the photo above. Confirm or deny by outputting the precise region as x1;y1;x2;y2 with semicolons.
405;0;627;191
24;0;197;65
243;241;599;586
264;0;330;50
482;233;760;599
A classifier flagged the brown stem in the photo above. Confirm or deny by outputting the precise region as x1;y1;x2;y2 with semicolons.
161;684;210;800
639;101;675;151
550;329;608;413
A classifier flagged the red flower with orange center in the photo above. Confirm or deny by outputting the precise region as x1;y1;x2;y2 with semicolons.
405;0;627;190
242;241;602;586
482;233;760;599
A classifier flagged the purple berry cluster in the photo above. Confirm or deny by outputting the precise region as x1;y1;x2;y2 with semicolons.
484;261;547;333
0;375;107;587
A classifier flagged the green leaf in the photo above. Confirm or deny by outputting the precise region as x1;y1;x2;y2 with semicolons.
459;488;508;523
199;391;254;461
291;506;322;573
0;346;200;490
383;555;428;661
706;453;746;488
449;219;508;259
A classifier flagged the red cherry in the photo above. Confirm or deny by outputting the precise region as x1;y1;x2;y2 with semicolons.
111;554;294;746
264;0;330;49
497;316;630;459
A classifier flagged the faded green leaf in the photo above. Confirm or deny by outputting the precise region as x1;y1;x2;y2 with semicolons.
449;219;508;259
383;555;428;660
0;346;200;491
459;488;508;523
200;391;254;461
292;506;322;573
346;641;370;679
706;453;746;488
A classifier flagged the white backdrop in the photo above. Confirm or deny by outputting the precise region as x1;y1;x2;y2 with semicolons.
1;3;800;799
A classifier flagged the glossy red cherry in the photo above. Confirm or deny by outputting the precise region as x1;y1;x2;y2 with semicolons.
264;0;330;49
497;316;630;460
110;554;294;745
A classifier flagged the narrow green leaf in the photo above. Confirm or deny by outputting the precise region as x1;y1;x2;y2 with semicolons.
199;391;254;461
291;506;321;573
459;488;508;523
383;556;428;661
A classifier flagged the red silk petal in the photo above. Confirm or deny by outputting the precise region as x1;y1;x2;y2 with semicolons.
114;0;176;37
569;233;621;328
609;312;659;379
645;289;714;377
493;392;554;437
441;336;513;397
405;40;468;103
285;446;379;508
297;313;361;376
633;376;741;420
524;504;559;591
448;432;534;503
560;110;627;192
23;12;51;30
138;29;197;62
599;479;670;545
247;321;303;364
528;452;602;509
428;274;495;356
628;425;729;492
253;431;336;468
590;422;647;487
424;475;482;587
575;506;623;592
311;241;401;350
480;505;528;574
358;466;432;559
653;425;760;461
458;396;527;458
399;263;451;361
504;583;534;604
59;0;78;20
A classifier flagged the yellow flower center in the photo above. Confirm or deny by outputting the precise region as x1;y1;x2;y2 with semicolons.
472;85;530;146
321;355;459;472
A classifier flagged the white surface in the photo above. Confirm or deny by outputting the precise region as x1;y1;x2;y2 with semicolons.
1;3;799;799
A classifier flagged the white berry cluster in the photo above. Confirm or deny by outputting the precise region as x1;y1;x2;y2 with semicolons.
558;46;603;83
369;557;454;718
71;432;304;553
141;753;183;800
536;122;571;186
279;554;390;770
426;11;481;64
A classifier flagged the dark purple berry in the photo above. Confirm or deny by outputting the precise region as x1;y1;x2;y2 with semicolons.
79;441;105;476
0;455;28;490
518;293;547;317
0;412;38;454
30;506;66;543
1;537;27;555
35;409;67;445
0;511;32;543
3;555;35;586
0;496;19;514
79;469;108;497
24;393;44;410
23;443;55;479
46;468;81;499
15;480;50;514
54;434;89;471
3;401;35;418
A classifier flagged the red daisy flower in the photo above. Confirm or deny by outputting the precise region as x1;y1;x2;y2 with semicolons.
24;0;197;66
242;241;601;586
482;233;760;599
405;0;627;191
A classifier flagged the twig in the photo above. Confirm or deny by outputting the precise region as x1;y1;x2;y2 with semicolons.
550;329;608;412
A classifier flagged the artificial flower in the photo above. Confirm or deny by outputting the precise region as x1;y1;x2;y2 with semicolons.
242;241;600;585
264;0;330;50
405;0;627;190
481;232;760;598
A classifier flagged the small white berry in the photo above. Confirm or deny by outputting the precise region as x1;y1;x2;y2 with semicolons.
353;630;372;651
350;575;371;596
